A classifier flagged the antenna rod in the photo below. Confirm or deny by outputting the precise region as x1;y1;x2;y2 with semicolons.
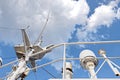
34;10;50;45
99;49;120;76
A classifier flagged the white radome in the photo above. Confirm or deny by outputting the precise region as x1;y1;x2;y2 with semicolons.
79;49;98;70
79;49;96;59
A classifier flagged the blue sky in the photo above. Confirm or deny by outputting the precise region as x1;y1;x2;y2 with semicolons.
0;0;120;80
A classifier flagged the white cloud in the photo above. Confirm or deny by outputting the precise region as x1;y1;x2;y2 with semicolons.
86;5;115;32
116;8;120;19
0;8;2;25
0;0;120;72
76;29;100;44
0;0;90;71
0;0;89;45
86;0;120;33
0;9;1;13
75;0;120;46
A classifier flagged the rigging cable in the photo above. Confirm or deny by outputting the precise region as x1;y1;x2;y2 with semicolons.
0;59;19;68
41;67;57;78
30;57;120;71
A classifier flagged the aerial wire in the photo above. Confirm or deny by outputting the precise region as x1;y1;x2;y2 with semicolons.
33;72;38;80
41;67;57;78
0;56;120;69
34;10;51;45
0;56;120;79
0;26;30;31
0;59;19;68
110;60;120;69
94;60;106;77
30;57;120;71
2;57;16;60
36;62;57;78
0;27;21;30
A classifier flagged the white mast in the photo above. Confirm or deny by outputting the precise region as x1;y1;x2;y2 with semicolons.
6;49;34;80
7;58;28;80
62;62;73;79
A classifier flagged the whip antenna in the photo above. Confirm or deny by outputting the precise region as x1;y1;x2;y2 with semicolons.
34;10;50;45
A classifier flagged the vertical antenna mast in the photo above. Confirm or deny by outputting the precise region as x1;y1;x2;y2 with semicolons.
98;49;120;76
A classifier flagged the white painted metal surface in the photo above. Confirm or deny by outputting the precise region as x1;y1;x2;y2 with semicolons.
65;62;73;79
0;57;2;66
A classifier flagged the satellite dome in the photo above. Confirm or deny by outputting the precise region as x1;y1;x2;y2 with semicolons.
79;49;98;69
79;49;96;60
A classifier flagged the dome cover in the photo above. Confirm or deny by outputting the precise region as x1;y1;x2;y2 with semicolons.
79;49;96;59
